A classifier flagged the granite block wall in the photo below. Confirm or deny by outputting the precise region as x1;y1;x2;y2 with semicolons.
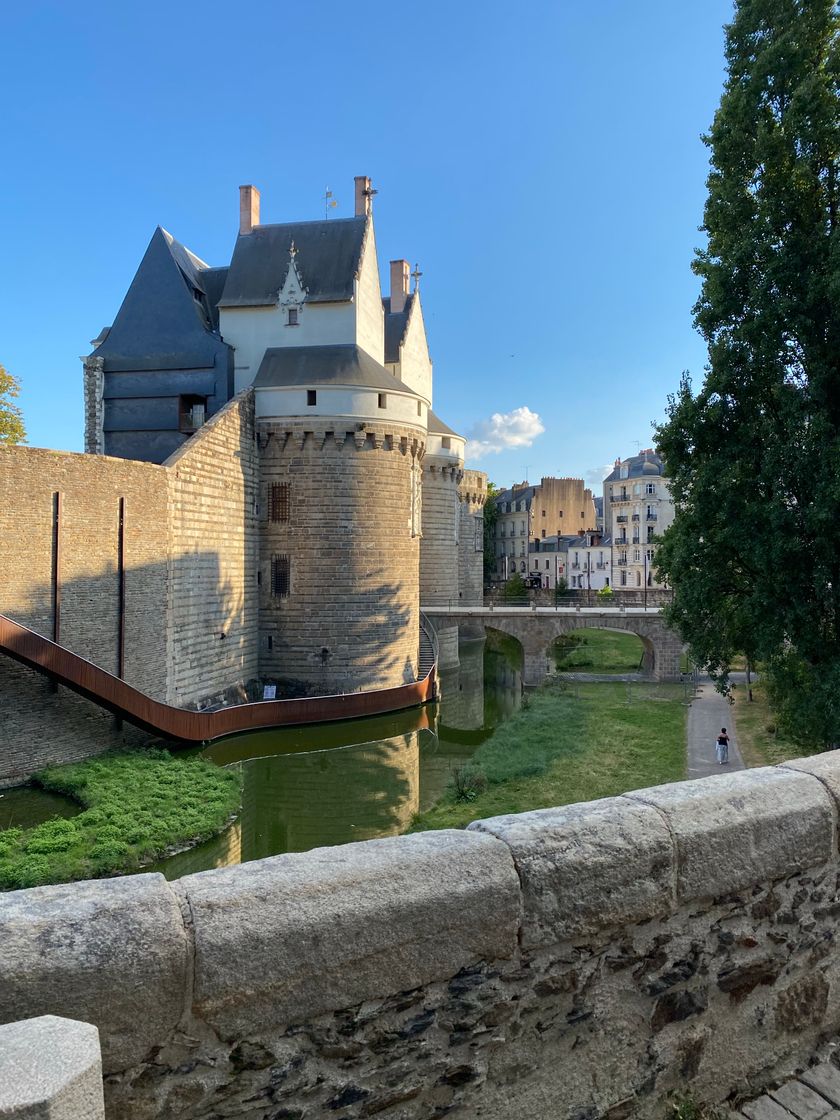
4;759;840;1119
258;420;421;692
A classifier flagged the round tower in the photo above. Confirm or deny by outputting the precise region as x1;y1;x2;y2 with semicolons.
458;469;487;639
256;351;426;694
420;412;464;668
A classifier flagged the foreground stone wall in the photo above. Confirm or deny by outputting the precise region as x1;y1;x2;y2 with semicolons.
4;757;840;1119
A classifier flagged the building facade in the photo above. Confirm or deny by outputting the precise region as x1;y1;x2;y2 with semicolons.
492;477;597;580
603;450;673;590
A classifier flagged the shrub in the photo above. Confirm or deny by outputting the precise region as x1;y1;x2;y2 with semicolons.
596;586;615;601
451;764;488;802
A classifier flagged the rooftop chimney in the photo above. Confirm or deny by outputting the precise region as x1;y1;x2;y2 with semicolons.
390;260;410;314
355;175;376;217
239;185;260;235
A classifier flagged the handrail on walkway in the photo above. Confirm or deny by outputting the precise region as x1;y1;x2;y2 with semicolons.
0;614;436;745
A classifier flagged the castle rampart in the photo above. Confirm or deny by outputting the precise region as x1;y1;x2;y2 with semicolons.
4;757;840;1118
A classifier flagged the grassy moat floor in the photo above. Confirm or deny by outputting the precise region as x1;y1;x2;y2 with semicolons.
411;678;689;832
0;749;241;890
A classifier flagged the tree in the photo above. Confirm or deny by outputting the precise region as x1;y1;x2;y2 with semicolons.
655;0;840;746
483;481;501;582
0;365;26;445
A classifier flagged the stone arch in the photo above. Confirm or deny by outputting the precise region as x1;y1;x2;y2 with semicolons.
551;624;652;675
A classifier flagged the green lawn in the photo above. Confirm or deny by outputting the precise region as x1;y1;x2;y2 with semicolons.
412;680;687;830
553;628;644;673
0;749;241;890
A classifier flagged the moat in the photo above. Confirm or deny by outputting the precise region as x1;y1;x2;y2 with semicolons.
152;637;520;878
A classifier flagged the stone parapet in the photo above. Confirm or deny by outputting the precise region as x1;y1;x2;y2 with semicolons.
4;757;840;1117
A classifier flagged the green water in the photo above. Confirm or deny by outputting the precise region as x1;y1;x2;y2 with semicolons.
154;638;521;879
0;786;80;830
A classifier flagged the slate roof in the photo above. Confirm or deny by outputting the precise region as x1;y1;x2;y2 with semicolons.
604;450;666;482
383;294;413;364
427;410;462;438
219;217;367;308
253;344;417;394
93;227;229;372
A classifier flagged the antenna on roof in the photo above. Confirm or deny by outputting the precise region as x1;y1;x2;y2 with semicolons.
324;187;338;219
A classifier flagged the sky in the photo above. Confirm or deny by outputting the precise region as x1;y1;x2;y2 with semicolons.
0;0;734;493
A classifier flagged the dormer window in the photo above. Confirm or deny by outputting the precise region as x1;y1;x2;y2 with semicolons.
287;308;299;326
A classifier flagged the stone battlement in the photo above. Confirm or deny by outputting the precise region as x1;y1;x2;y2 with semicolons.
4;755;840;1118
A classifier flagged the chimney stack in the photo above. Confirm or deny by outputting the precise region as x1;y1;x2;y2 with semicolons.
390;260;410;314
239;185;260;235
354;175;375;217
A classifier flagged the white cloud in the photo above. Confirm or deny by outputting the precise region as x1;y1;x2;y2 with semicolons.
465;406;545;460
585;464;613;489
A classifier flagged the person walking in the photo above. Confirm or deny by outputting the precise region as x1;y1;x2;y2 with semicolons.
715;727;730;765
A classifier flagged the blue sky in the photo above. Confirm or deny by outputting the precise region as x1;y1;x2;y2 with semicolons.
0;0;732;491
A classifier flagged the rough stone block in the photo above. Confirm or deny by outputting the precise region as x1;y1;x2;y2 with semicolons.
0;875;188;1073
177;830;520;1037
771;1079;834;1120
743;1096;798;1120
802;1065;840;1109
468;796;674;947
0;1015;104;1119
625;767;834;902
782;754;840;834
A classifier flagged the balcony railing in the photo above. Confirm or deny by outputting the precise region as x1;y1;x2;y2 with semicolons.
617;558;628;566
632;514;640;522
596;562;608;569
571;563;580;569
632;536;640;544
646;513;658;521
610;495;629;502
616;515;628;523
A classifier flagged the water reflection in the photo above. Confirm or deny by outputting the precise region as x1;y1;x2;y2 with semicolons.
151;636;521;878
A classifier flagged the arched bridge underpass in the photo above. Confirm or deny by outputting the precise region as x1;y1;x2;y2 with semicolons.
421;605;685;685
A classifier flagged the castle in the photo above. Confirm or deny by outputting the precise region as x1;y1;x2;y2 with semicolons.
0;177;485;784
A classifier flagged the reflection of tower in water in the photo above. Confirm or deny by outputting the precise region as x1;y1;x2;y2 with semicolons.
238;731;421;861
440;639;486;730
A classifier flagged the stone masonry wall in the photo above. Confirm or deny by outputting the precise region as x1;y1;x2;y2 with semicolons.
5;758;840;1119
0;446;170;785
421;459;461;668
165;392;259;706
258;420;421;692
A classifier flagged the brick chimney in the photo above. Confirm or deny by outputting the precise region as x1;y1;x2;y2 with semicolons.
239;185;260;235
355;175;375;217
390;260;410;314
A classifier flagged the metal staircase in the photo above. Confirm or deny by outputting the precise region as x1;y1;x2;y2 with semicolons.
418;612;439;697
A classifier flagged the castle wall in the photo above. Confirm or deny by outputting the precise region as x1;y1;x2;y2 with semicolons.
5;758;840;1119
420;459;461;666
165;392;260;706
0;446;170;786
459;469;486;609
258;419;421;692
355;221;385;364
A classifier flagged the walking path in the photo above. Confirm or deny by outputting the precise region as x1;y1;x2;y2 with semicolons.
686;673;746;778
735;1061;840;1119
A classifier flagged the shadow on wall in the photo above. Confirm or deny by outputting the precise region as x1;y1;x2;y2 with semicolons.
0;551;255;788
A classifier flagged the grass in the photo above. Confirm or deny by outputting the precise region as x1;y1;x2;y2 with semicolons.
412;679;687;830
0;749;241;890
731;678;799;767
553;628;644;673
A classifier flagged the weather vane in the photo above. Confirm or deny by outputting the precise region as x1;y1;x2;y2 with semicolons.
324;188;338;219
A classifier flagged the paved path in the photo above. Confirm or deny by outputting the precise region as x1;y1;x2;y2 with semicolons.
735;1061;840;1119
686;674;746;779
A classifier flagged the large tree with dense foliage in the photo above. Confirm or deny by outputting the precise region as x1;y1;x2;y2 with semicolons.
483;481;501;581
656;0;840;746
0;365;26;445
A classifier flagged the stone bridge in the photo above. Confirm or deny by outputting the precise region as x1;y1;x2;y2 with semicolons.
421;605;685;685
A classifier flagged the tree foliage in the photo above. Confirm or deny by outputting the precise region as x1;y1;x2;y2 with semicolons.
483;480;501;580
0;365;26;445
656;0;840;746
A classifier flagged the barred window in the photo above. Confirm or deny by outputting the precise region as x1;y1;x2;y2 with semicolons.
271;554;290;597
270;482;290;522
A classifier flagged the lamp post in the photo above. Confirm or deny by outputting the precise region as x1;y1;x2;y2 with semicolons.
643;549;648;610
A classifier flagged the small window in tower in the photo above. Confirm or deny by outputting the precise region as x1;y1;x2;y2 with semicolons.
378;393;387;409
307;390;317;406
441;437;451;450
271;554;290;598
270;482;290;523
417;400;422;416
287;308;299;326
